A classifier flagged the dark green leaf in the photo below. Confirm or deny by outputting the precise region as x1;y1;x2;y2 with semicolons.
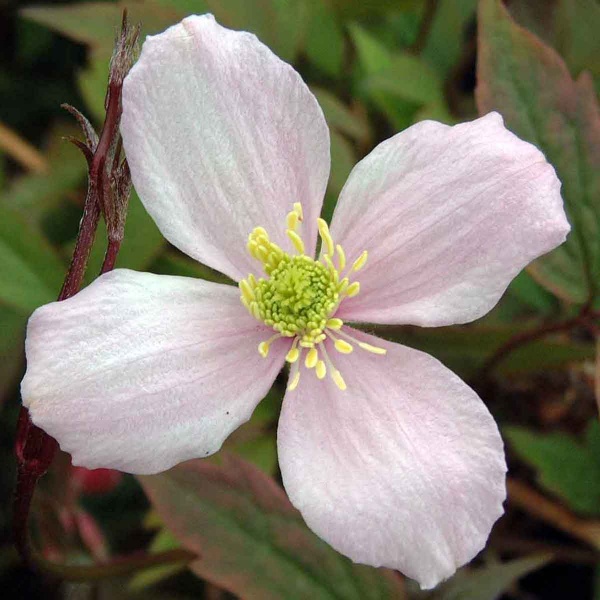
305;1;345;77
506;425;600;515
432;554;550;600
0;204;65;313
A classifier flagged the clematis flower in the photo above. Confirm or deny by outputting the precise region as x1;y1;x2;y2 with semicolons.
21;15;569;588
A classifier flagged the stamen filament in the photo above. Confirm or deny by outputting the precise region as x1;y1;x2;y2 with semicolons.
334;327;388;355
258;333;282;358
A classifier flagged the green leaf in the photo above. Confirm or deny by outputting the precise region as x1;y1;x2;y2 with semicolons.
0;204;65;314
349;24;430;129
422;0;477;77
116;191;165;271
432;554;550;600
329;131;355;196
505;424;600;515
305;1;344;77
312;87;371;143
78;50;110;124
476;0;600;304
554;0;600;83
207;0;310;62
139;455;405;600
21;2;186;53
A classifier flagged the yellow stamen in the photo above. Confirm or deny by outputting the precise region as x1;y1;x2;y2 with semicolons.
334;339;353;354
358;342;387;355
293;202;303;220
346;282;360;297
317;218;334;256
286;210;299;231
286;347;300;363
352;250;368;272
239;279;255;303
336;244;346;271
305;347;319;369
287;229;305;255
288;370;300;391
332;370;347;391
326;318;343;330
316;360;327;379
240;202;380;389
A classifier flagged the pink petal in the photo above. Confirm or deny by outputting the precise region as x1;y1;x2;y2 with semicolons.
330;113;569;326
22;270;288;474
121;15;330;282
278;328;506;589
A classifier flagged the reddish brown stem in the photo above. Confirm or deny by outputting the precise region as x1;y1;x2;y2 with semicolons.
480;308;600;377
100;239;121;274
12;14;134;568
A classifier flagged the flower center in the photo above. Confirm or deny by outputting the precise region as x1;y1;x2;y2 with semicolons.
239;203;385;391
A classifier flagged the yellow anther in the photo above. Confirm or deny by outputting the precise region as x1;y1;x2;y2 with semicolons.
352;250;368;272
317;218;334;256
358;342;387;355
332;370;346;391
334;339;353;354
323;254;339;283
336;244;346;271
326;318;343;330
293;202;303;220
287;229;305;255
288;370;301;391
286;210;299;231
305;347;319;369
251;303;261;320
316;360;327;379
346;282;361;297
239;279;255;303
286;347;300;363
258;341;270;358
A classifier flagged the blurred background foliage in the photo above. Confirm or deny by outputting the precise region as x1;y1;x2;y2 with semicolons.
0;0;599;598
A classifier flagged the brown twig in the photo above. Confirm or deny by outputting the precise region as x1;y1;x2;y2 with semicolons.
507;478;600;550
32;548;196;582
0;121;48;174
480;307;600;377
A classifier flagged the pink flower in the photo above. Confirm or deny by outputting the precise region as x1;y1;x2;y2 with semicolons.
21;15;569;588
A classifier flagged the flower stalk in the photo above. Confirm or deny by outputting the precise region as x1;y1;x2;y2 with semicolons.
13;11;139;567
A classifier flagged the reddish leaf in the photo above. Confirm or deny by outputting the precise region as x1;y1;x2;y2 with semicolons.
140;455;404;600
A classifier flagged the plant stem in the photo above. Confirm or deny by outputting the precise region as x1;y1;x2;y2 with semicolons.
480;308;599;377
33;548;196;582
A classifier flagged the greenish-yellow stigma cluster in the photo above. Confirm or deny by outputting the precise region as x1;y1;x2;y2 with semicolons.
253;255;338;346
240;202;384;391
